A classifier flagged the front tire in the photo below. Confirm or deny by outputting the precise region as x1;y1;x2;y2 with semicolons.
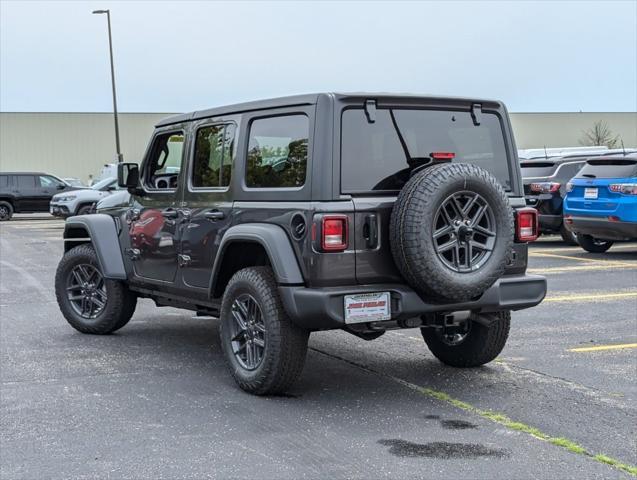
421;311;510;367
76;204;94;216
577;234;613;253
219;267;309;395
55;244;137;334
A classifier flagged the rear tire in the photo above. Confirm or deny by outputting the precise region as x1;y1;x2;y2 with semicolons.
390;163;513;302
0;201;13;221
219;266;309;395
421;311;510;367
577;234;613;253
559;224;578;245
55;244;137;334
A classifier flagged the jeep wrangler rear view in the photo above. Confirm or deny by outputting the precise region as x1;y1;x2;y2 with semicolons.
54;93;547;395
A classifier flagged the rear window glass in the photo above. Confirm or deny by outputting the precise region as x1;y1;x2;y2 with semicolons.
520;162;556;178
0;175;8;187
576;159;637;179
192;124;235;188
341;108;511;193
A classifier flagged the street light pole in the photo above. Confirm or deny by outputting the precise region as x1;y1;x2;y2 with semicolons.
92;9;123;163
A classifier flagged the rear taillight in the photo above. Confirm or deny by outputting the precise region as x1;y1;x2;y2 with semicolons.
530;182;561;193
609;183;637;195
321;215;348;252
516;208;539;242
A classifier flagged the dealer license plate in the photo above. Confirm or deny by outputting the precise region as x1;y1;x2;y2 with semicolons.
584;187;598;199
344;292;391;324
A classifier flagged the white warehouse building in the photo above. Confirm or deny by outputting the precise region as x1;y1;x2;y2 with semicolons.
1;111;636;183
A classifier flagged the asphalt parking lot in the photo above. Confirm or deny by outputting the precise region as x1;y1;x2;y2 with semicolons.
1;217;636;479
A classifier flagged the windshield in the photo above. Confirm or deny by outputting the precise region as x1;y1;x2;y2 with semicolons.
341;108;511;193
91;177;116;190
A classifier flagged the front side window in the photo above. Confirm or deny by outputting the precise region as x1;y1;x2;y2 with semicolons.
246;115;309;188
144;132;184;190
192;124;235;188
39;175;64;188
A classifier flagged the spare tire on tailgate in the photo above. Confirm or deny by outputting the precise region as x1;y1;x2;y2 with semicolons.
390;163;513;303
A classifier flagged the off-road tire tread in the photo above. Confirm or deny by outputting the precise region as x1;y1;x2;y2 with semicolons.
421;311;511;367
55;244;136;334
390;163;513;302
219;267;309;395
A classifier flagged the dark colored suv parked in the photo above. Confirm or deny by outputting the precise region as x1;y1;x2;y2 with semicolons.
54;93;546;395
0;172;74;221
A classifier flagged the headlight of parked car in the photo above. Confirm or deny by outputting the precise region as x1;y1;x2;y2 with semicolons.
55;195;77;202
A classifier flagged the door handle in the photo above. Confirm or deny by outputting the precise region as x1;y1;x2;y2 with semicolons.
204;210;225;221
161;208;178;219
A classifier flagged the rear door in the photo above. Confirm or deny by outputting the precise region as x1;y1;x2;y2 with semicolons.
340;104;514;284
179;120;237;290
14;175;39;211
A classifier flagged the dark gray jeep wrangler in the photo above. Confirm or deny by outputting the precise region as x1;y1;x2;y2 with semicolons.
55;93;546;395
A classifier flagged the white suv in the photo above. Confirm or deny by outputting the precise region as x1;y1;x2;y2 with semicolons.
50;177;123;217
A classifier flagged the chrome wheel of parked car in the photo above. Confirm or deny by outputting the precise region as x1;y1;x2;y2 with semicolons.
433;191;496;273
66;264;107;319
0;202;13;221
230;293;266;370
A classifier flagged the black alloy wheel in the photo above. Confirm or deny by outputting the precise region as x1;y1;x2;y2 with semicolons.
433;191;496;273
66;263;107;319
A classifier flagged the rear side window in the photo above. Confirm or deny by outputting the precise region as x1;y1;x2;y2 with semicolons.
341;108;511;192
192;124;235;188
246;114;309;188
0;175;8;188
576;159;637;179
17;175;35;187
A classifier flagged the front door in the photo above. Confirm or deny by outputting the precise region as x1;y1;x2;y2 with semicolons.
37;175;66;211
179;122;236;290
127;129;186;284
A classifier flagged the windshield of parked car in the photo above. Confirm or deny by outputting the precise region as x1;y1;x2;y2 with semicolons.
341;108;511;193
91;177;116;190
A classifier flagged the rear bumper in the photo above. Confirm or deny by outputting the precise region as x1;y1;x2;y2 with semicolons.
49;204;71;217
565;216;637;241
280;274;547;330
538;214;562;232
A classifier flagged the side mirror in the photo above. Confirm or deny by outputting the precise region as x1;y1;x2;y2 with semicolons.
57;184;66;190
117;163;140;192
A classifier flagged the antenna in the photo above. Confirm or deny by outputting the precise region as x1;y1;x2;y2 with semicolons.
621;138;626;155
544;145;548;160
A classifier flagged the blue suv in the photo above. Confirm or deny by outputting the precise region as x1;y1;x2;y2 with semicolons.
564;153;637;252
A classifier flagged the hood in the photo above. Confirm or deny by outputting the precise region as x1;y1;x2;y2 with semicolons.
52;187;111;201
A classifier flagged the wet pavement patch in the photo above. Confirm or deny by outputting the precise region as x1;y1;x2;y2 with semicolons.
440;419;478;430
379;439;508;459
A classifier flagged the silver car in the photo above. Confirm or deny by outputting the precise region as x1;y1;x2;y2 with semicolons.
50;177;123;217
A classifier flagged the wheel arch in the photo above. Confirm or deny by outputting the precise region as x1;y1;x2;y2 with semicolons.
209;224;304;299
63;214;127;279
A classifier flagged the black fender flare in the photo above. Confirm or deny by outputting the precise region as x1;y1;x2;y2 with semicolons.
63;214;127;280
210;223;304;294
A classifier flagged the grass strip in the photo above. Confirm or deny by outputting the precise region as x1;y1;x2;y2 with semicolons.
394;379;637;477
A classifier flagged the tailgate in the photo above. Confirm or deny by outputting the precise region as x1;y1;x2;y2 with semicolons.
352;197;402;284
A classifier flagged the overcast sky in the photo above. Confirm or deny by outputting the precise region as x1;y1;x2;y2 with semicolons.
1;0;636;113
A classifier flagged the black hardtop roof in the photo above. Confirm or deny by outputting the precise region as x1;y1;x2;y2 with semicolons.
155;92;504;128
